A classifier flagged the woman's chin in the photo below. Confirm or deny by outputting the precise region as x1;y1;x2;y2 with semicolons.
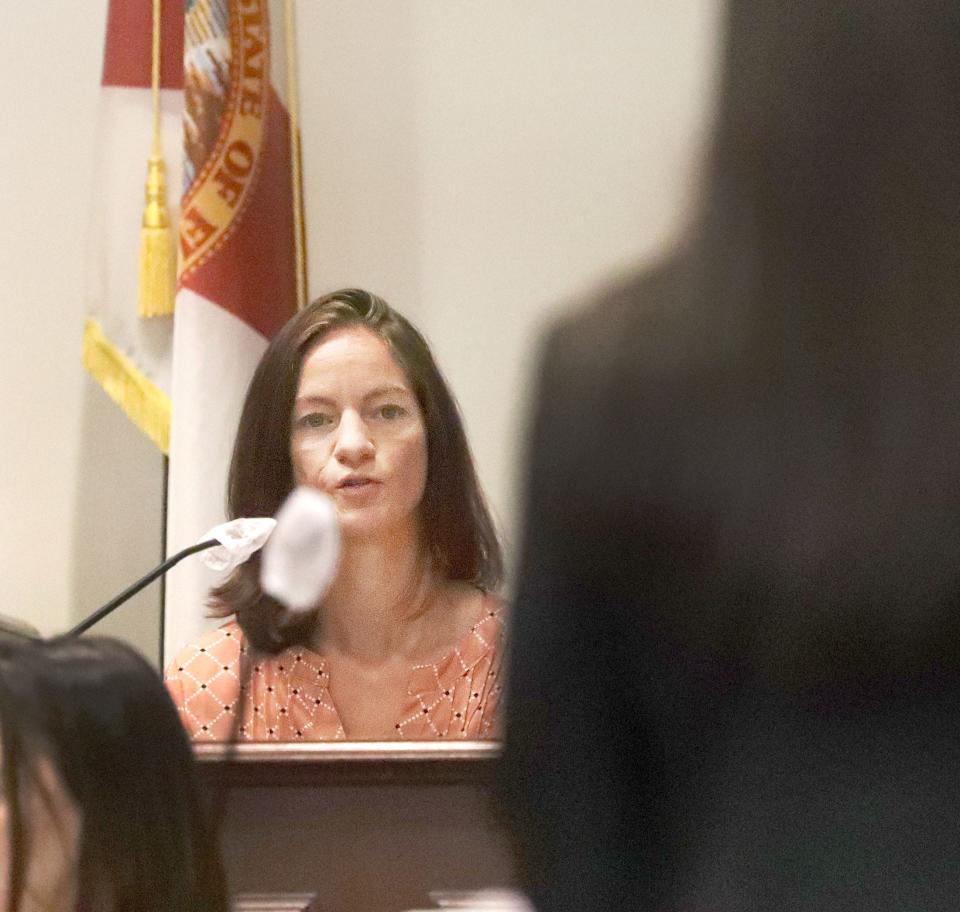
336;509;418;546
335;508;385;541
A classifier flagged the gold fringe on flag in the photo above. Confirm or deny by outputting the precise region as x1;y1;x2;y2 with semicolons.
82;318;172;453
138;0;175;318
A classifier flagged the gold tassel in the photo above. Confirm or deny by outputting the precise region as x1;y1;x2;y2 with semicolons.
138;155;175;317
137;0;175;318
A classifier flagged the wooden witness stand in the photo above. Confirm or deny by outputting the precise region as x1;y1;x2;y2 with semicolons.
196;742;517;912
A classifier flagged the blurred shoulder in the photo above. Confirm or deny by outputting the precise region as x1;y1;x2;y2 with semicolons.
523;253;706;526
541;251;695;383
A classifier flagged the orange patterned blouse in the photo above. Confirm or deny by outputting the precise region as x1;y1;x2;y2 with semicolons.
163;600;504;741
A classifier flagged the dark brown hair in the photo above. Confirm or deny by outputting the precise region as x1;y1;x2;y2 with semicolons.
0;635;227;912
211;288;502;651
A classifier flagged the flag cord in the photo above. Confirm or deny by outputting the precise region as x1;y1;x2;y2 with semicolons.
284;0;308;310
138;0;176;318
150;0;162;157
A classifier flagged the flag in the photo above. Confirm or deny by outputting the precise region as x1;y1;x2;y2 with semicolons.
82;0;184;453
164;0;303;661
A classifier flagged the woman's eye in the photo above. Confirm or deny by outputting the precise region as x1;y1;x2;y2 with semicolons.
298;412;333;429
378;404;406;420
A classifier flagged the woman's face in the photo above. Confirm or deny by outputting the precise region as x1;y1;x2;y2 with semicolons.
290;326;428;541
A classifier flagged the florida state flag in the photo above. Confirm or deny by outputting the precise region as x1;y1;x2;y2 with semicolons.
82;0;184;453
164;0;303;660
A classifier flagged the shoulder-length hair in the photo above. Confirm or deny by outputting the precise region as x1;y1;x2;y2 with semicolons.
211;288;502;652
0;635;227;912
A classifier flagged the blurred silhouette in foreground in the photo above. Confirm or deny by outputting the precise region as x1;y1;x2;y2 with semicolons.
501;2;960;910
0;635;227;912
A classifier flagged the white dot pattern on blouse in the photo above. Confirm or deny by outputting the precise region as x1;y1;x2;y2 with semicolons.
164;604;504;742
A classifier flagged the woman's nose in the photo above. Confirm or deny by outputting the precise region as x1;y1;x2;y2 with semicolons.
333;411;375;466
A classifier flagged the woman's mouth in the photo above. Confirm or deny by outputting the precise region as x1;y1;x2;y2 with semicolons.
336;476;379;491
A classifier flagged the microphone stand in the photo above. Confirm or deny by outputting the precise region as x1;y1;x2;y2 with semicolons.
67;539;218;637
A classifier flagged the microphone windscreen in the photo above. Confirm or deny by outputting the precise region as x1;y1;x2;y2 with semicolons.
199;517;277;572
259;487;340;613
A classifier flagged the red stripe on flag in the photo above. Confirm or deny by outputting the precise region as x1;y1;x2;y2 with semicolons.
180;86;298;339
102;0;184;89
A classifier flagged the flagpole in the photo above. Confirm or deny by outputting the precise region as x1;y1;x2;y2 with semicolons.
159;455;169;667
283;0;308;310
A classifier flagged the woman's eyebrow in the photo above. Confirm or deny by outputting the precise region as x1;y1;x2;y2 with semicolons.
293;393;336;407
293;386;412;407
363;385;413;402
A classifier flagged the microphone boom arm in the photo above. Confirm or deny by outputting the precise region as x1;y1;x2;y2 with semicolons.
67;539;218;637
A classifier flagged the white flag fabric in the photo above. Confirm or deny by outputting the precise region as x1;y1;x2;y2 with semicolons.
164;0;301;661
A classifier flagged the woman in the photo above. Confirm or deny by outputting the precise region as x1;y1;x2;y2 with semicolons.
0;635;227;912
165;289;504;741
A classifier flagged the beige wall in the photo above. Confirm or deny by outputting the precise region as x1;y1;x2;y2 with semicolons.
0;1;720;660
0;0;164;657
299;0;722;567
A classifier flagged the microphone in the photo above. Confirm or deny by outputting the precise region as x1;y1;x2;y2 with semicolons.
260;487;340;614
67;489;339;637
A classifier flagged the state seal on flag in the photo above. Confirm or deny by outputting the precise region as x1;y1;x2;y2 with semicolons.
180;0;270;278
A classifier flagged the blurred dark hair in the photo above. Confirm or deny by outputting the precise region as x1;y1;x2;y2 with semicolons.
501;5;960;908
581;0;960;682
691;0;960;677
0;635;227;912
211;288;502;651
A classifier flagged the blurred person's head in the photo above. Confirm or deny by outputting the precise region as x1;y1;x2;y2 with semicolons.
501;5;960;909
597;0;960;682
0;635;226;912
212;288;502;651
698;0;959;336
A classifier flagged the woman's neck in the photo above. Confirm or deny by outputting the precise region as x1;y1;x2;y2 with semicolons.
311;525;439;663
